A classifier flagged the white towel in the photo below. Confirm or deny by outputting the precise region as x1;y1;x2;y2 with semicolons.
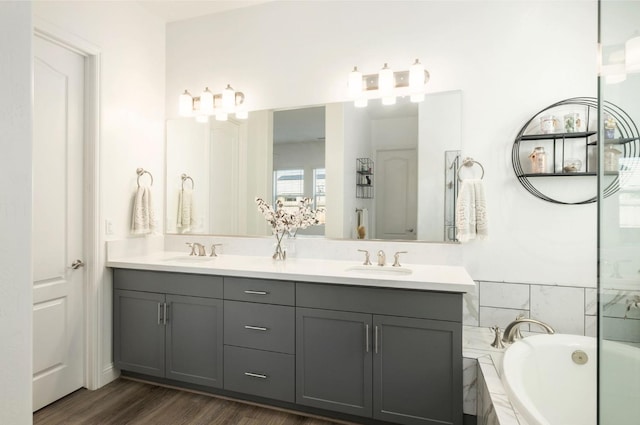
131;185;156;235
176;188;196;233
455;179;488;243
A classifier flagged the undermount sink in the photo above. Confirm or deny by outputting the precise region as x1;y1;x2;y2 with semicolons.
345;265;413;276
162;255;214;263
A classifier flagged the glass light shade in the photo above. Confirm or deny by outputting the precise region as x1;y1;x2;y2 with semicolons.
410;93;425;103
382;96;396;106
409;59;425;91
378;63;394;94
200;87;214;114
195;115;209;123
354;98;368;108
216;111;228;121
179;90;193;116
235;109;248;120
626;35;640;73
222;84;235;112
348;66;363;98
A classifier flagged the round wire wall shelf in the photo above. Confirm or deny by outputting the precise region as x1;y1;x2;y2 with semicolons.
511;97;639;204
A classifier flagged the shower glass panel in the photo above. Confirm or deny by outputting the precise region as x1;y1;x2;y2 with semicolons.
599;1;640;424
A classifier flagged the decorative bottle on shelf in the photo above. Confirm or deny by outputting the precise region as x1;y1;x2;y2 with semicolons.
604;146;622;172
529;147;547;173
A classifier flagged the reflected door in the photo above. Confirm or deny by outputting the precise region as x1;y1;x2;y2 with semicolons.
376;149;418;240
32;35;85;410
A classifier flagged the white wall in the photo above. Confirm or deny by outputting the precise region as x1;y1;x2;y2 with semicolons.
0;3;33;422
33;0;166;387
167;0;598;287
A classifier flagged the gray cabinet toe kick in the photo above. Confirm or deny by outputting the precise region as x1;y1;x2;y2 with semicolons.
113;268;463;425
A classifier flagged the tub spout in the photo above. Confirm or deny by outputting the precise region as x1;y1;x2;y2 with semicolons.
502;317;555;344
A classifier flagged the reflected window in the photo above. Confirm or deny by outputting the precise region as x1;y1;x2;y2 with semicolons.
314;168;326;210
274;169;305;212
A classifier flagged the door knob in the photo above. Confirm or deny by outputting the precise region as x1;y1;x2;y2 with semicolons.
70;259;85;270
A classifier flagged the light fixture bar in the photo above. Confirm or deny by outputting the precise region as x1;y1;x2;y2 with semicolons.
358;69;430;91
178;85;247;120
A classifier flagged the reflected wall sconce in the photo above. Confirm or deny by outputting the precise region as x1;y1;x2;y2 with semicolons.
348;59;430;107
179;84;248;122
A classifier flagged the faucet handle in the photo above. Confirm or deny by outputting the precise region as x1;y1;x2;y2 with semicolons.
490;326;505;349
185;242;196;256
392;251;408;267
357;249;371;266
210;243;222;257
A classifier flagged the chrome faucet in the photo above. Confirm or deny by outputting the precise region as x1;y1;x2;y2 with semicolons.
357;249;372;265
377;250;386;266
502;317;555;344
392;251;408;267
210;243;222;257
186;242;207;256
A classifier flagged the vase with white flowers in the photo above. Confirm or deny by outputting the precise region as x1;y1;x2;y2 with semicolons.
255;197;323;260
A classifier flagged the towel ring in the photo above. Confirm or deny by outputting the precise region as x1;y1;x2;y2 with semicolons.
181;173;195;190
136;168;154;187
457;157;485;181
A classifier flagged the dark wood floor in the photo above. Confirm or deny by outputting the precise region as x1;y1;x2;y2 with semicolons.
34;378;347;425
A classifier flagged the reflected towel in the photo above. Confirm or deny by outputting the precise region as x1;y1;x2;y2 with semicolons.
131;185;156;235
455;179;488;242
176;188;196;233
356;208;369;239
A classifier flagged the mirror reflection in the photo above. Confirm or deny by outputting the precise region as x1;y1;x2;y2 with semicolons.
165;90;462;242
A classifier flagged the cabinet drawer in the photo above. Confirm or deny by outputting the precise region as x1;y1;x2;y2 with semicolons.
113;269;223;299
224;345;294;403
224;301;295;354
296;282;462;322
224;277;294;305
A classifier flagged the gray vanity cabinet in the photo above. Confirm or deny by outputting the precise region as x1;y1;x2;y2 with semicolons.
113;269;224;389
296;308;373;417
296;283;463;425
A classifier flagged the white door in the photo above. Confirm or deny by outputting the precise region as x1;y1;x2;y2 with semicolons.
210;120;241;234
32;35;85;411
375;149;418;240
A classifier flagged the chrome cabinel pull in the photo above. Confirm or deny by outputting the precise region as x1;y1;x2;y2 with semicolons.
244;290;269;295
244;372;268;379
244;325;269;331
70;259;85;269
374;325;379;353
163;303;169;325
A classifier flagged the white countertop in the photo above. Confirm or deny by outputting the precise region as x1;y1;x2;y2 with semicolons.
107;251;475;293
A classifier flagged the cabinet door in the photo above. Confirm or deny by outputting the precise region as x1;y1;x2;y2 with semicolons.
165;295;223;388
296;308;372;417
113;289;165;377
373;316;462;425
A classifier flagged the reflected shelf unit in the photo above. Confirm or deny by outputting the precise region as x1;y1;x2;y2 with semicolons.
356;157;374;199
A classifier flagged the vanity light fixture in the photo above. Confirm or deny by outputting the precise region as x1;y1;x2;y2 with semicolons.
348;59;430;108
179;84;247;122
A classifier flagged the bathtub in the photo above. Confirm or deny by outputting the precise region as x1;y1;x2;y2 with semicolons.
501;334;640;425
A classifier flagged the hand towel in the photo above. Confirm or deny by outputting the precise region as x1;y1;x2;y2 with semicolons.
176;188;196;233
455;179;488;242
131;185;156;235
356;208;369;239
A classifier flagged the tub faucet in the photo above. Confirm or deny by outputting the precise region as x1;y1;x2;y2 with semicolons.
377;250;386;266
502;317;555;344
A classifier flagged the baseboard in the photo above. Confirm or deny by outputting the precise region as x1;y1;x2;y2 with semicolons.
100;363;120;388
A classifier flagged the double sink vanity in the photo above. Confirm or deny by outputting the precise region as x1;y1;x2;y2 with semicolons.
108;246;474;425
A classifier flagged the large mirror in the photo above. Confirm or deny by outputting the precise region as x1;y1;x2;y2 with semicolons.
166;90;462;242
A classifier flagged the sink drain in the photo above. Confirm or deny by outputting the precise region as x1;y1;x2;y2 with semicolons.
572;350;589;365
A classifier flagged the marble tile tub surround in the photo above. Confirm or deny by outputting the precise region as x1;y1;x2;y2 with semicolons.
463;280;598;337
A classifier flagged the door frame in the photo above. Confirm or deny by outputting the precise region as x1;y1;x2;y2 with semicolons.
34;18;103;391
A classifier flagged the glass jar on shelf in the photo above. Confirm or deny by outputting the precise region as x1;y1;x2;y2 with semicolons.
528;147;547;173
